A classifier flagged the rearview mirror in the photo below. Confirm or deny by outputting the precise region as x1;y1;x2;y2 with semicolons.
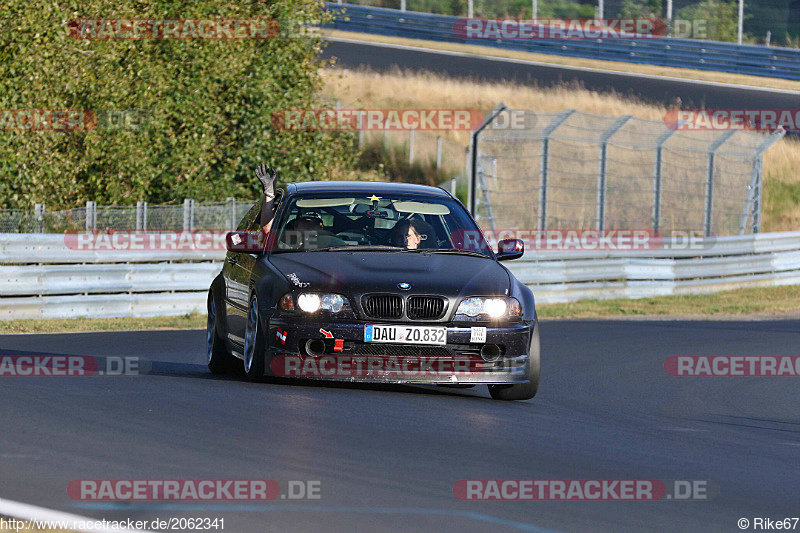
225;231;265;253
496;238;524;261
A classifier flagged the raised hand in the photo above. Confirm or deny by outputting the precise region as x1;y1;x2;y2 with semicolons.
255;164;277;200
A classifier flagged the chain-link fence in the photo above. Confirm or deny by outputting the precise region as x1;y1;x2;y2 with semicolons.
0;198;256;233
470;105;784;236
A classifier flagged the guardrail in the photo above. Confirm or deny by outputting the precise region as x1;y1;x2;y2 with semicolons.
0;235;224;320
510;230;800;303
324;3;800;81
1;231;799;318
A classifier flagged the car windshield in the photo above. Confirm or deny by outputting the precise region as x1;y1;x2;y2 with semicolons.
271;193;492;257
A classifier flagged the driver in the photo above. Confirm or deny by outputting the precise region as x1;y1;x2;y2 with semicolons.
390;220;424;250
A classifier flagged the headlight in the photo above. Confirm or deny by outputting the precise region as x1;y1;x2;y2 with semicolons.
285;293;349;314
456;297;522;319
297;293;321;313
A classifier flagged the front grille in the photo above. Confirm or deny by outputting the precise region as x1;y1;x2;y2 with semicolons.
354;343;451;357
362;294;403;319
407;296;446;320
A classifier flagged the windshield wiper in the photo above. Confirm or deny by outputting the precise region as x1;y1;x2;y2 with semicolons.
306;245;404;252
406;248;490;258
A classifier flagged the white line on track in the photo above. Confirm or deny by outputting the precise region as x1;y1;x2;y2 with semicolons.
0;497;154;533
324;36;800;95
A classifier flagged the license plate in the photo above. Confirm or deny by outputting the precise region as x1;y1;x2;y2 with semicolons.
364;325;447;345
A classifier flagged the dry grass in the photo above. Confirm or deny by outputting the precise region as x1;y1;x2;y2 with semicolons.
0;313;206;334
320;67;800;232
537;285;800;319
324;29;800;92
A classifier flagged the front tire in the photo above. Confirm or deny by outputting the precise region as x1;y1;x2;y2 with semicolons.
488;320;540;401
243;294;267;382
207;289;233;374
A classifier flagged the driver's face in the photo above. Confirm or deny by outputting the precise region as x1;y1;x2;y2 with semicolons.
404;228;422;249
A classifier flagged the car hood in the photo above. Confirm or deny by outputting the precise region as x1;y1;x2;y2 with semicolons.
268;251;510;298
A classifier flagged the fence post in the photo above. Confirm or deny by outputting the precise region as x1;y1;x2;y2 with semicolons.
408;129;415;166
85;201;97;230
741;130;785;234
539;109;575;231
596;115;632;231
183;199;195;231
652;128;675;232
465;146;472;212
136;201;147;231
34;203;46;233
704;130;735;237
469;103;508;216
227;197;236;230
436;136;442;170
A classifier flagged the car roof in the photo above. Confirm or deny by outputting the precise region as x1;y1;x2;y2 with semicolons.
287;181;452;198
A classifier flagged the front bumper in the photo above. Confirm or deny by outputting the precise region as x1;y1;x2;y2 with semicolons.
264;318;534;385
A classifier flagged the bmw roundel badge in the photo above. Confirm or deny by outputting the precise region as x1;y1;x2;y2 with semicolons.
397;282;411;290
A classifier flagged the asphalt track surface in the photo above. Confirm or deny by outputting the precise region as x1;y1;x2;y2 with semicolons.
322;38;800;110
2;320;800;532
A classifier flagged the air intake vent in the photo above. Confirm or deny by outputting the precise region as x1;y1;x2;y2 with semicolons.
362;294;403;319
407;296;446;320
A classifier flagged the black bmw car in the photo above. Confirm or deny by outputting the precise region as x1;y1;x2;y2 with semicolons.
206;181;540;401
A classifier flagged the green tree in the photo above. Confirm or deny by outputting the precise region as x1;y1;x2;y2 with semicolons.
676;0;739;41
0;0;357;209
619;0;663;18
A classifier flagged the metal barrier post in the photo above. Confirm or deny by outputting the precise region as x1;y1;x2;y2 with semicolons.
183;199;195;231
34;203;45;233
227;197;236;230
652;128;675;232
136;201;147;231
539;109;575;231
704;131;735;236
85;201;97;230
596;115;632;231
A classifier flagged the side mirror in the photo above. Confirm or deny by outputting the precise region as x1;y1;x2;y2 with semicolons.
225;231;265;253
496;238;524;261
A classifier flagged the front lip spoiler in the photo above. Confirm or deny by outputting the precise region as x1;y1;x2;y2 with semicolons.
266;356;530;385
264;319;532;384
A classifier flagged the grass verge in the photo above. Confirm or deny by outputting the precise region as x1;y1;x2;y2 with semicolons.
0;313;206;334
323;29;800;92
1;287;798;333
537;285;800;319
